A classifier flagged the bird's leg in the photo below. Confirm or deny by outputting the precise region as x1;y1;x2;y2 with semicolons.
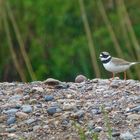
124;71;126;80
109;72;114;85
112;72;115;80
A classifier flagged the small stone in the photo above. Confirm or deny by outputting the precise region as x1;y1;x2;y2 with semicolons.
94;126;103;132
43;78;60;86
87;121;95;130
43;125;49;129
127;114;140;121
61;119;69;126
71;110;85;119
63;102;76;111
120;131;134;140
110;80;119;88
55;83;69;89
15;104;22;109
33;125;41;131
127;105;140;113
23;95;30;100
7;116;16;125
30;99;37;104
7;133;18;138
66;94;73;99
4;109;18;116
6;127;16;133
22;105;32;113
25;118;36;125
31;87;44;93
0;115;7;123
86;85;93;90
16;112;28;119
47;107;57;115
36;103;42;108
9;95;22;103
133;129;140;139
90;108;101;115
112;132;120;137
75;75;87;83
45;95;54;102
105;107;112;112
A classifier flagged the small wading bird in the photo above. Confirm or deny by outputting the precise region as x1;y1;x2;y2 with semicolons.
99;52;140;80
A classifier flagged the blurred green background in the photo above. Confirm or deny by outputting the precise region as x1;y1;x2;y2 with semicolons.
0;0;140;82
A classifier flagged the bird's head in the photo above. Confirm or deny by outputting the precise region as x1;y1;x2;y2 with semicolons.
99;52;112;63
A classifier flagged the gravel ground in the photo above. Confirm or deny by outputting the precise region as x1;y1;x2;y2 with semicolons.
0;76;140;140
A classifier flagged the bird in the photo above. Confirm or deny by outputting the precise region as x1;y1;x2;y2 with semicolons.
99;51;140;80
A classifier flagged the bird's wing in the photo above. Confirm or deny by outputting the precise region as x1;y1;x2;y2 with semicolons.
111;57;130;66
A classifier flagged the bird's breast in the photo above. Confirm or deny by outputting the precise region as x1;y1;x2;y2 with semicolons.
103;62;130;73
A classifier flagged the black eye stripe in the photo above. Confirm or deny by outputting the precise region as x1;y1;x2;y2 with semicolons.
101;57;112;63
101;54;109;58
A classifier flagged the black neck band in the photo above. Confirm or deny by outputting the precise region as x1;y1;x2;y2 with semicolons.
102;57;112;64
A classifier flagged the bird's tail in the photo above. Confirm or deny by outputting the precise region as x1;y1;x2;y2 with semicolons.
130;62;140;66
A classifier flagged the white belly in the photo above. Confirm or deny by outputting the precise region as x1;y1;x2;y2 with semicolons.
103;61;130;73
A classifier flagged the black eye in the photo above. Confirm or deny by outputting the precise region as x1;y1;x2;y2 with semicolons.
103;54;109;58
101;53;109;58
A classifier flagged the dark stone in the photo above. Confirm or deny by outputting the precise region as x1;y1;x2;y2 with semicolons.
45;95;54;102
112;132;120;137
7;116;16;125
47;107;57;115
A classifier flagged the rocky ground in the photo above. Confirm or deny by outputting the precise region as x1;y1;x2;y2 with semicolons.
0;75;140;140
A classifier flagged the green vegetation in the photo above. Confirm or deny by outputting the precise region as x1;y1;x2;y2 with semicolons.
0;0;140;82
101;105;112;140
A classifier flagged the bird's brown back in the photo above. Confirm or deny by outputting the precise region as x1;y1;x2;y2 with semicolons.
111;57;130;66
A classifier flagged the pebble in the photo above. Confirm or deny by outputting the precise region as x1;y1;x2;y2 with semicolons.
120;131;134;140
7;116;16;125
43;78;60;86
90;108;101;115
133;129;140;139
75;75;87;83
6;127;16;133
9;95;22;103
71;110;85;119
22;105;32;113
45;95;54;101
112;132;120;137
16;112;28;119
0;115;7;123
15;103;22;109
25;118;36;125
63;102;76;111
94;126;103;132
127;105;140;113
31;87;44;93
87;121;95;130
4;109;18;116
47;107;57;115
127;114;140;121
110;80;120;88
33;125;41;131
23;95;30;100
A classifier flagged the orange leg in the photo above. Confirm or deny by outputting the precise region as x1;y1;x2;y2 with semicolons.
109;72;114;85
124;71;126;80
112;72;115;80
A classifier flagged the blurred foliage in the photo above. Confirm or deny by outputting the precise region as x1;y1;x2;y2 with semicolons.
0;0;140;82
